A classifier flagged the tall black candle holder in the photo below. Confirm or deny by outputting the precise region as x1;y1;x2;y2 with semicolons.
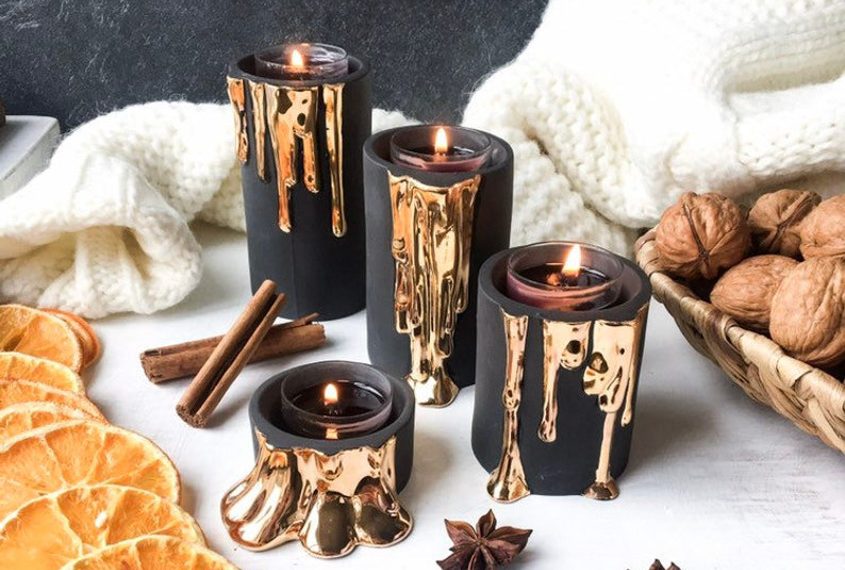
221;361;414;558
363;127;513;407
472;247;651;502
226;51;371;320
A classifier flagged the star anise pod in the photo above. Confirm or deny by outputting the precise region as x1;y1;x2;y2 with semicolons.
437;509;532;570
648;560;681;570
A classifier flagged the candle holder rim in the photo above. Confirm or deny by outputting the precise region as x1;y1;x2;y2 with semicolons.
389;125;493;172
250;360;414;453
506;241;624;297
481;244;651;322
229;52;369;87
279;368;393;429
255;41;348;62
364;126;513;184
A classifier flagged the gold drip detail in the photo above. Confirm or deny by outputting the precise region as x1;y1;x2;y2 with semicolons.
265;84;319;232
487;309;530;503
221;431;412;559
538;320;591;442
581;304;648;500
248;80;267;180
323;84;346;237
388;173;481;407
226;77;248;164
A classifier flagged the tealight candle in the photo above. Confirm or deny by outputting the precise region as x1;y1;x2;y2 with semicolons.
390;125;492;172
254;42;349;81
280;374;392;440
505;242;624;311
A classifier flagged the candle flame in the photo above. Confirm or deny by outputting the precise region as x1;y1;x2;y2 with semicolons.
434;127;449;155
563;244;582;278
323;382;338;404
290;48;305;68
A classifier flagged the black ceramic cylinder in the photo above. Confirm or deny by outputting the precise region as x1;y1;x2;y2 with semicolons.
227;53;371;320
250;361;415;490
472;247;651;500
363;127;513;406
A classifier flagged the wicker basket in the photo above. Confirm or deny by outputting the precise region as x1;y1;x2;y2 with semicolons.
634;229;845;453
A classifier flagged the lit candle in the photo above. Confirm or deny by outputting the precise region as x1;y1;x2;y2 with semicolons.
279;377;392;440
254;42;349;81
390;125;492;172
505;242;624;311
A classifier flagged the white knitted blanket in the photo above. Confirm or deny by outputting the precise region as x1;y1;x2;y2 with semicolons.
464;0;845;254
2;0;843;318
0;104;410;318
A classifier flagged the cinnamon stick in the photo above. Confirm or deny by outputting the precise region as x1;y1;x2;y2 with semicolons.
176;280;284;428
140;313;323;383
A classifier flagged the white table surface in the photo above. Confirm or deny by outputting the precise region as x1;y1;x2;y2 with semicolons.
89;223;845;570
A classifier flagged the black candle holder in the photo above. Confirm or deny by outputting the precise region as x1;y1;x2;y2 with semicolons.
226;50;371;320
221;361;414;558
472;247;651;502
363;127;513;407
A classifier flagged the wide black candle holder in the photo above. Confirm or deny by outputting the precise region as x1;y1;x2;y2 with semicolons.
472;247;651;502
221;361;414;558
363;127;513;407
226;49;371;320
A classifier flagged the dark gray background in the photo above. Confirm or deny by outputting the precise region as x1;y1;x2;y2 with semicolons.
1;1;547;130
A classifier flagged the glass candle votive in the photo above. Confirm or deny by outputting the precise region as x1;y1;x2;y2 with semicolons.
279;370;393;440
389;125;492;172
255;42;349;81
505;242;624;311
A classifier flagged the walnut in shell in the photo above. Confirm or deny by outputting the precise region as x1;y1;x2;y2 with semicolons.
655;192;751;280
799;195;845;259
747;189;820;258
710;255;798;332
770;256;845;367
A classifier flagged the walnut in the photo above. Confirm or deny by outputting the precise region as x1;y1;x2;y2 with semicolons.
710;255;798;332
799;195;845;259
655;192;751;280
770;256;845;367
747;189;820;258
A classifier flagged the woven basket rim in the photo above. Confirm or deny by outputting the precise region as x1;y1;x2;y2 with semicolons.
634;229;845;453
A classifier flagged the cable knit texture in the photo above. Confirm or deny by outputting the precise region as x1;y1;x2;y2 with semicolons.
462;0;845;254
0;103;411;317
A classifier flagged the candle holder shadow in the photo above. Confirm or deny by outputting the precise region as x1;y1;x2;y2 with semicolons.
472;248;651;502
363;127;513;407
221;361;414;558
226;50;371;320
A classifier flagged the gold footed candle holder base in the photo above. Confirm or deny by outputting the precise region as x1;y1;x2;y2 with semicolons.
221;362;416;558
222;431;412;558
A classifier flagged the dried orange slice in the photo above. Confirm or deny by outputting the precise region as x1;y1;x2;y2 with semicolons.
0;420;180;520
62;536;237;570
0;402;102;442
0;380;103;421
43;309;101;370
0;484;205;570
0;352;84;393
0;305;83;372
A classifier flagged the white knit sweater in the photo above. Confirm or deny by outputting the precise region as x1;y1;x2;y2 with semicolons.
2;0;843;317
464;0;845;254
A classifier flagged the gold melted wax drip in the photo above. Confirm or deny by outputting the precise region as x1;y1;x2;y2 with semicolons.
388;173;481;407
538;320;591;442
489;304;648;503
225;77;347;236
226;77;248;164
248;80;267;181
487;309;530;502
220;432;412;558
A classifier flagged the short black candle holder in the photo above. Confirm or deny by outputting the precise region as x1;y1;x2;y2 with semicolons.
472;247;651;502
363;127;513;407
220;361;414;558
226;51;371;320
